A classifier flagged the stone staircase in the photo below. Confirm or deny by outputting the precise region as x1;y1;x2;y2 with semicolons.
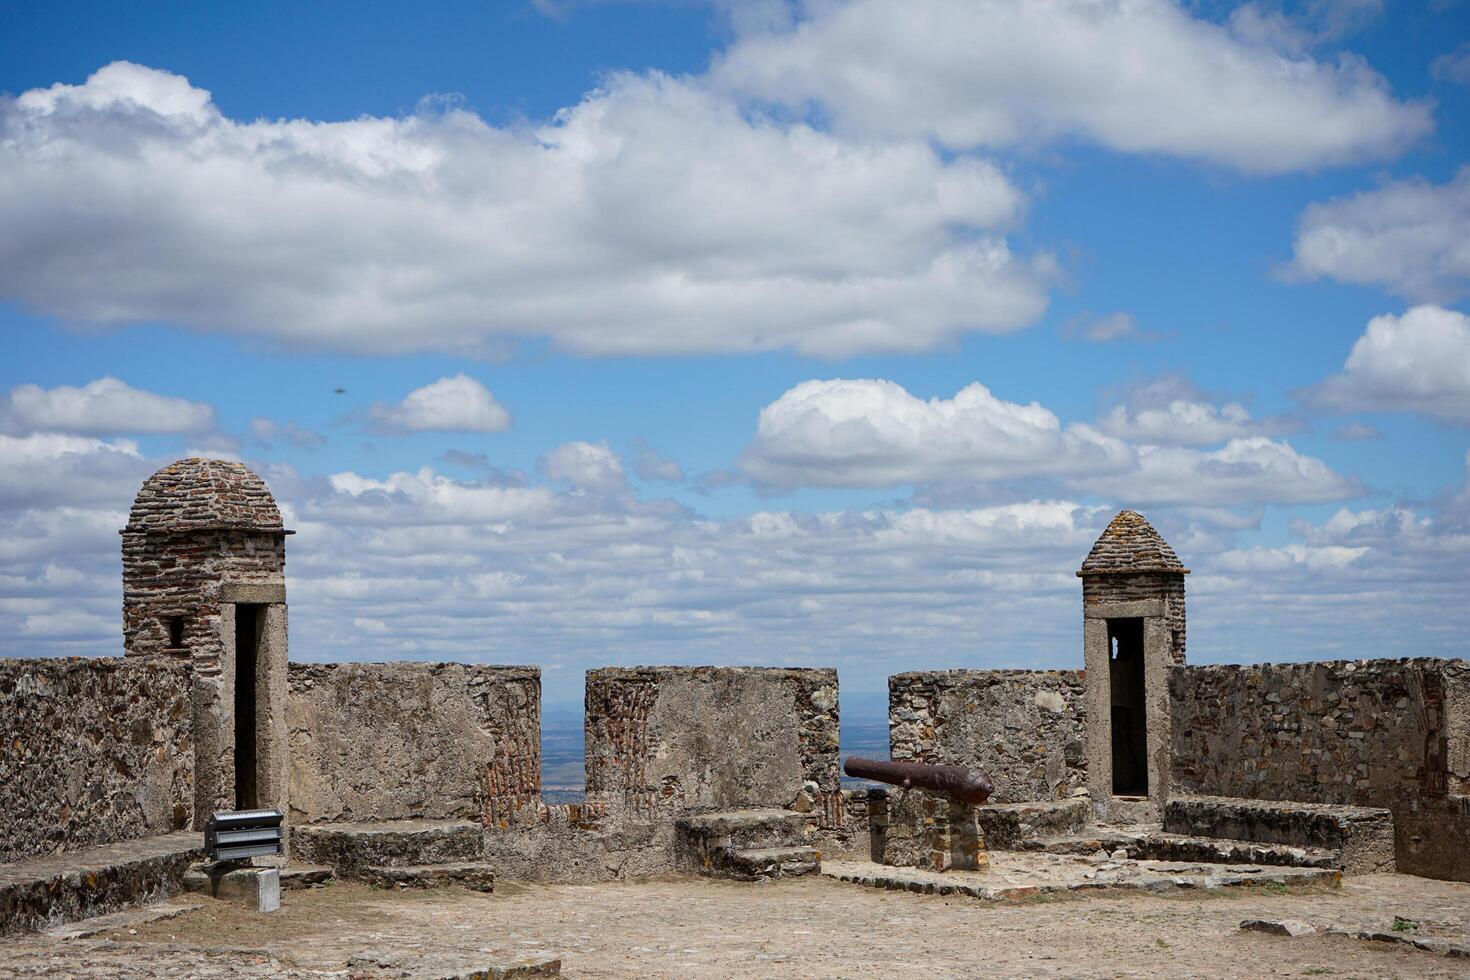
1001;794;1394;875
290;819;495;891
673;809;820;881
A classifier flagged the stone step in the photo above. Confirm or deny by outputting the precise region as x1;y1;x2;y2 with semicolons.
358;862;496;892
673;809;811;878
719;846;821;881
0;831;202;936
290;819;482;871
975;798;1090;849
1030;830;1341;870
279;864;334;890
1163;795;1394;874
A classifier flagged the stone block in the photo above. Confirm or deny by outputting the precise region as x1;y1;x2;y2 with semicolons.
881;791;988;872
184;865;280;912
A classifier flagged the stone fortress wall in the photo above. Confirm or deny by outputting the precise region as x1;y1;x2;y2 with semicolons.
0;657;195;864
287;662;541;826
584;666;841;821
1170;658;1470;806
4;460;1469;886
887;669;1086;803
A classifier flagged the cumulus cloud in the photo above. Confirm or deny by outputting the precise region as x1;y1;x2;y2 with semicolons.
0;433;150;508
369;375;512;433
1080;437;1361;506
738;379;1131;488
1304;306;1470;424
538;441;628;494
1286;168;1470;302
0;377;214;436
1098;376;1293;446
713;0;1431;173
0;61;1048;358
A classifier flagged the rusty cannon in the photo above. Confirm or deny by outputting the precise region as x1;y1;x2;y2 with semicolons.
843;757;994;805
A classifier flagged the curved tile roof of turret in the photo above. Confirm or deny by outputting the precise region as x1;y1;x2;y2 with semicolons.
1077;509;1188;576
124;458;285;533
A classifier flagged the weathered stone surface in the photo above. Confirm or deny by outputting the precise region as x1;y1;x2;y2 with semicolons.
888;670;1085;803
183;865;280;911
290;819;482;871
1396;791;1470;882
973;798;1091;848
359;863;496;892
278;864;333;889
1171;658;1470;808
823;855;1338;900
720;846;821;881
877;790;988;872
0;831;202;936
585;667;841;829
1240;918;1317;937
0;656;194;864
43;900;203;940
1165;795;1393;875
287;662;540;825
1034;829;1341;870
347;947;561;978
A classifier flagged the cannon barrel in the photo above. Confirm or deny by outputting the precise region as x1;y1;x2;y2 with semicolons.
843;757;994;805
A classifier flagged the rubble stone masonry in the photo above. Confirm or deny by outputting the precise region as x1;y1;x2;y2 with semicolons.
889;670;1086;803
1170;658;1470;806
0;657;194;864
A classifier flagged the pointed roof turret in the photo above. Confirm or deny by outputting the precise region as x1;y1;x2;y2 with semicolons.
1077;510;1188;577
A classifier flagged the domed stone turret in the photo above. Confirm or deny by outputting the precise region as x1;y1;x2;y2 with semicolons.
125;458;284;534
121;458;291;824
1078;510;1188;577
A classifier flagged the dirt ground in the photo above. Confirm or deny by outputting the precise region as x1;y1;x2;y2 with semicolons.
1;870;1467;978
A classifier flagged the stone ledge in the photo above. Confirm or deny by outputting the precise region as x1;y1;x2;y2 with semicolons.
0;831;202;936
291;820;483;871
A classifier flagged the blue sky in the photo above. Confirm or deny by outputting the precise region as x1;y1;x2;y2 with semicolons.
2;0;1468;703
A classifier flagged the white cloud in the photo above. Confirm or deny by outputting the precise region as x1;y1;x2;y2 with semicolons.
538;441;628;494
0;62;1049;358
369;375;512;433
738;379;1132;488
1286;168;1470;302
1098;376;1289;446
0;433;149;508
631;438;684;483
2;439;1466;695
1431;43;1470;85
0;377;214;436
1080;437;1361;506
1080;312;1143;343
713;0;1430;173
1305;305;1470;424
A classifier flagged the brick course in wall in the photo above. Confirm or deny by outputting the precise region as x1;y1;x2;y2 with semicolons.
0;657;194;864
888;670;1086;803
1170;658;1470;806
